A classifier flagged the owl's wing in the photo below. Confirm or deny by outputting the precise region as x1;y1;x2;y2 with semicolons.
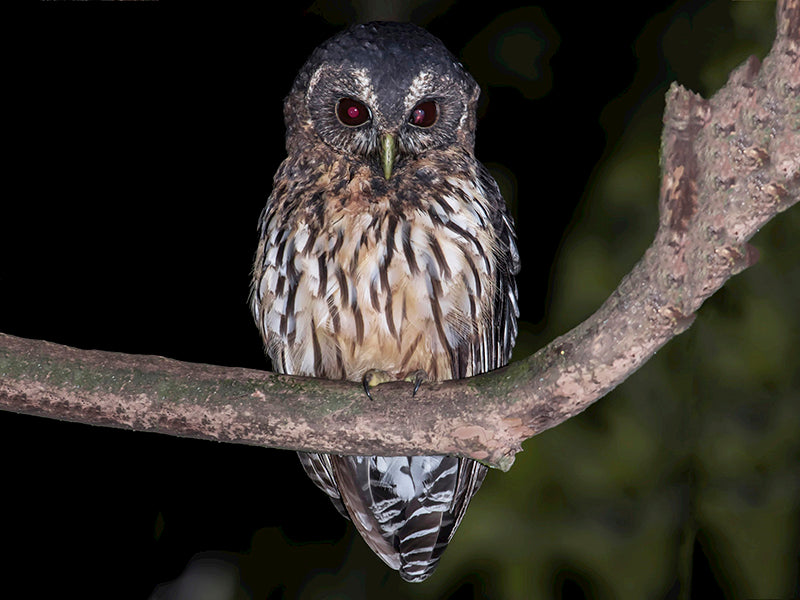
297;452;350;520
331;455;487;582
446;164;520;380
480;162;521;370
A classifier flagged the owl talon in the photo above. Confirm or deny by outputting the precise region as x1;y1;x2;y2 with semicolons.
405;370;428;397
362;369;395;400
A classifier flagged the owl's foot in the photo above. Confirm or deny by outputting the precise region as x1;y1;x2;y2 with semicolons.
361;369;429;399
362;369;395;400
404;369;428;397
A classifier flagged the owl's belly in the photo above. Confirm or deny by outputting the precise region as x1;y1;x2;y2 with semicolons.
256;207;495;382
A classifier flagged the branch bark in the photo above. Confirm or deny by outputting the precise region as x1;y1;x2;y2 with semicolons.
1;0;797;470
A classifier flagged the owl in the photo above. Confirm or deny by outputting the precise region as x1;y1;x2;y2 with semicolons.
251;22;519;582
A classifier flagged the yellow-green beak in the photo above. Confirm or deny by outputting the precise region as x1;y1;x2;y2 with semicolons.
380;133;397;180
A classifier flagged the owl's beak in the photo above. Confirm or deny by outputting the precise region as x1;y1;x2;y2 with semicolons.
380;133;397;179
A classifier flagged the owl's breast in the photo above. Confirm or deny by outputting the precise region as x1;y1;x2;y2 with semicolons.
253;165;499;382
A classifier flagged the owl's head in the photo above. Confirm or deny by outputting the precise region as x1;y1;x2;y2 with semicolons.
285;22;481;179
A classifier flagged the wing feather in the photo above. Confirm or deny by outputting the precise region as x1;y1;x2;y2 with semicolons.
297;452;350;520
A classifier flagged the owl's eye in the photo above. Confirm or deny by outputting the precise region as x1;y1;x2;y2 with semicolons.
409;100;437;128
336;98;371;127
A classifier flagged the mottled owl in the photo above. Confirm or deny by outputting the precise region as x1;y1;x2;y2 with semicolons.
251;21;519;582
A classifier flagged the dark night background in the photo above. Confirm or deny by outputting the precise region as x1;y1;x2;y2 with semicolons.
3;1;797;599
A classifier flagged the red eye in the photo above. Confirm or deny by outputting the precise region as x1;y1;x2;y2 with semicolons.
409;100;437;127
336;98;370;127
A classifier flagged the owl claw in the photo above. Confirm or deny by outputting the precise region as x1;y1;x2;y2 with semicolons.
405;370;428;397
361;369;428;399
362;377;374;401
362;369;395;400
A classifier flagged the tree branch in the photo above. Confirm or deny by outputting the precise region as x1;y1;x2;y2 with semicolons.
1;0;797;470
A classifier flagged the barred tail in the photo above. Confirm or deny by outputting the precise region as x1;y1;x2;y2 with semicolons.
321;454;487;582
